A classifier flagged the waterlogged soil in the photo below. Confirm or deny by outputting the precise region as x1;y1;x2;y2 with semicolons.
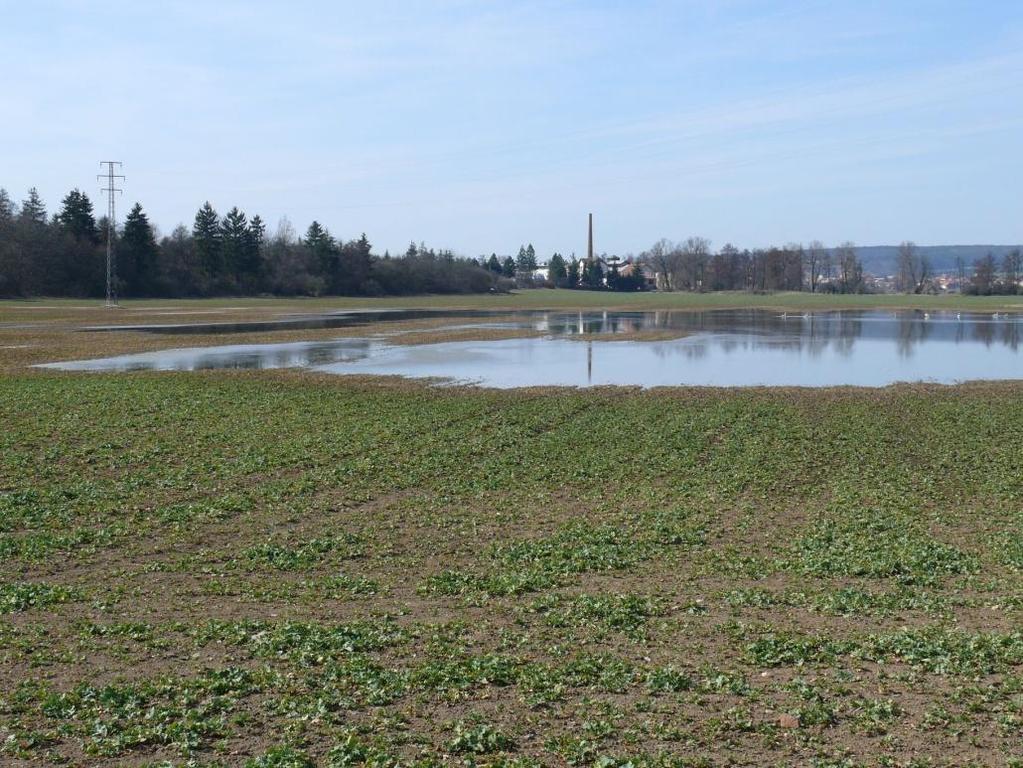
2;371;1023;767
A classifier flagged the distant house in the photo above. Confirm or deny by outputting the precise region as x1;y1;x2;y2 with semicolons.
618;260;657;289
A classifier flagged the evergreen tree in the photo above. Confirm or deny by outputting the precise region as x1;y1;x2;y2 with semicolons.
501;255;516;278
582;259;603;289
337;233;372;293
220;206;250;289
606;263;621;290
566;259;580;287
305;221;337;289
0;188;17;296
516;245;529;272
243;214;266;288
525;243;537;270
548;253;567;286
486;253;501;273
121;203;160;296
54;189;102;295
193;202;222;286
9;189;51;294
249;215;266;253
20;188;47;225
56;189;99;243
0;188;14;226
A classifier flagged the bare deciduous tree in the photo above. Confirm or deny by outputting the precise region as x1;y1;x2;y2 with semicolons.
1002;249;1021;295
680;236;711;291
896;241;930;293
835;242;863;294
641;238;682;291
804;240;826;293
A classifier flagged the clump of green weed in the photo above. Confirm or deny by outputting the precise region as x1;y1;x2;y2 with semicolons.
785;509;977;585
39;667;261;756
528;592;664;637
246;746;315;768
327;730;398;768
851;698;901;735
861;627;1023;675
423;519;701;598
243;533;363;570
645;665;693;694
0;582;79;613
743;630;855;668
194;618;405;663
412;652;520;698
449;722;515;754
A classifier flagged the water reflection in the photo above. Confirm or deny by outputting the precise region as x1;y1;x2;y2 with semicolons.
43;339;373;372
41;309;1023;387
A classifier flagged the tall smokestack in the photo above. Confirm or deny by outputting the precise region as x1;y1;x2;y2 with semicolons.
587;213;593;261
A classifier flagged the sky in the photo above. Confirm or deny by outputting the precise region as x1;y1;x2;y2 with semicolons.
1;0;1022;258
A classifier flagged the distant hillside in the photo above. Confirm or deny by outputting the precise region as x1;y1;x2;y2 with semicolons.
850;245;1021;276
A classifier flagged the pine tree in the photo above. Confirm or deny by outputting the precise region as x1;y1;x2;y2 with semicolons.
501;256;516;278
0;188;14;226
121;203;160;296
0;188;17;296
337;233;372;294
20;188;47;226
548;253;567;285
582;258;604;289
193;202;222;284
566;259;580;288
304;221;337;290
249;215;266;252
525;243;537;271
56;189;99;243
242;215;266;289
516;245;529;272
355;233;372;258
304;221;334;251
607;263;620;290
220;206;250;288
486;254;501;273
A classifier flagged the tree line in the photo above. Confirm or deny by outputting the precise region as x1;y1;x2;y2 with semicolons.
2;186;1019;298
639;238;1022;295
959;250;1022;295
0;187;498;298
639;238;866;293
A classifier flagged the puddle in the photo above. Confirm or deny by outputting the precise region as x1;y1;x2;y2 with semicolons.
38;310;1023;387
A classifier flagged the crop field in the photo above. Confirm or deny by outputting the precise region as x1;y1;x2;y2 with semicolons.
2;297;1023;767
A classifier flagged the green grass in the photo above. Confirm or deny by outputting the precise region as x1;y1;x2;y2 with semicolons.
4;288;1023;316
3;371;1023;766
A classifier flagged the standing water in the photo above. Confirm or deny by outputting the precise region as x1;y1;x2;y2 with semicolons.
38;309;1023;388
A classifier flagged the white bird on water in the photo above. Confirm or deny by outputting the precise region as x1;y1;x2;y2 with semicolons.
923;312;930;320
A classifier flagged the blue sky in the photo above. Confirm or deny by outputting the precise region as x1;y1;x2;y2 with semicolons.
2;0;1022;258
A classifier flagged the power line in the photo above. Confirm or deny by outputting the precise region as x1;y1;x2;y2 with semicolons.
98;161;124;308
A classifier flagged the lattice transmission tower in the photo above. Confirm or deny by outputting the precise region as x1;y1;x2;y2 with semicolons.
98;161;124;307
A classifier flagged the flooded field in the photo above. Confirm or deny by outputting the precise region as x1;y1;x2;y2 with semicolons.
39;309;1023;387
